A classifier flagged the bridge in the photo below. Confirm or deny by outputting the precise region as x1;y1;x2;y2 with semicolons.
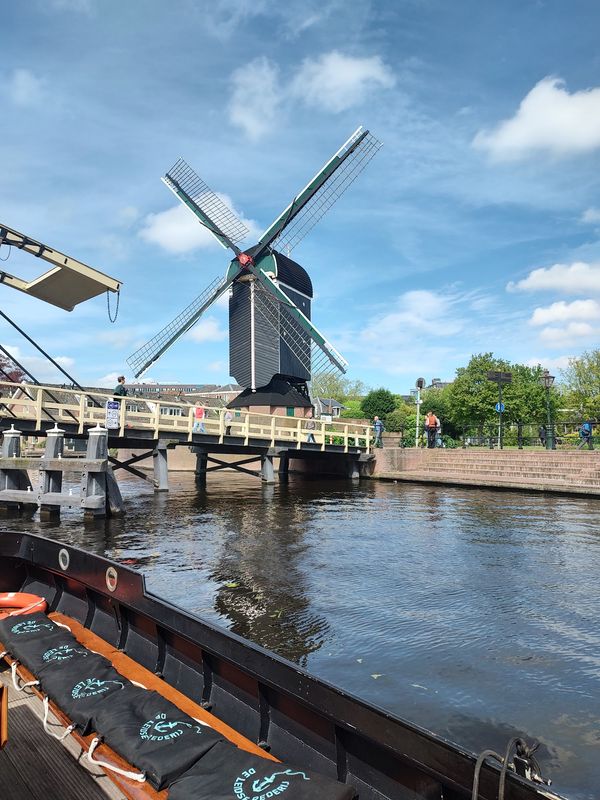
0;381;373;486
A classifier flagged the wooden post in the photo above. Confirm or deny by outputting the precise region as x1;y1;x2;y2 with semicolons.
39;425;64;519
193;447;208;488
278;451;289;479
153;439;169;492
261;452;275;484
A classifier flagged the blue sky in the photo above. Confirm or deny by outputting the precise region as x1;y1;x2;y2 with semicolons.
2;0;600;392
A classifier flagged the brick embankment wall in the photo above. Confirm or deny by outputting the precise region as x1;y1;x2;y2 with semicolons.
370;448;600;496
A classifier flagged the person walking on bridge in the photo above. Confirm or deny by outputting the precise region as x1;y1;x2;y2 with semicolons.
113;375;128;397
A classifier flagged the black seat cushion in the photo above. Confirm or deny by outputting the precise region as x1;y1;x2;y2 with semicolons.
93;684;223;789
0;613;77;673
169;741;357;800
39;652;128;734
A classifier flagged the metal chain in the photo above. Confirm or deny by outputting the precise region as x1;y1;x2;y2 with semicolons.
106;288;120;323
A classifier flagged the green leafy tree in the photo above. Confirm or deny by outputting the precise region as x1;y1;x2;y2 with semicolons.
445;353;506;429
361;388;396;420
385;404;412;432
561;350;600;418
310;374;367;402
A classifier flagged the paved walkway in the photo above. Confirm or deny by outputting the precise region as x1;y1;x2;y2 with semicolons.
372;448;600;496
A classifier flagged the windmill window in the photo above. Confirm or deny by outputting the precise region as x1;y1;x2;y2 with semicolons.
286;407;295;417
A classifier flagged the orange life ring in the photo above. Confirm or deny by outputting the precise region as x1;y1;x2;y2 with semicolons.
0;592;47;618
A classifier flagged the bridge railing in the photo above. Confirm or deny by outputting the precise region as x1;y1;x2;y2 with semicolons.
0;382;372;453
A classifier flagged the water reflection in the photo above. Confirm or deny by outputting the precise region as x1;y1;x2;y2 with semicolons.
4;472;600;799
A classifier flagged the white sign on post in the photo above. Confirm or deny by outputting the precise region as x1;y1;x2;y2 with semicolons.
105;400;121;430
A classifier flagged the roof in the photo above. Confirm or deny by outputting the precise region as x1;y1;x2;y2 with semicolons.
228;377;312;408
273;251;313;297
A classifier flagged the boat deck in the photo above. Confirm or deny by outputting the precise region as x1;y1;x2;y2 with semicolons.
0;664;125;800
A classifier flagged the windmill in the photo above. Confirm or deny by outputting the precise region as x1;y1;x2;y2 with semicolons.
127;127;382;406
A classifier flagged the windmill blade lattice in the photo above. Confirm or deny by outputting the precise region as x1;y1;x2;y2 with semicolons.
252;282;345;379
164;158;250;249
268;129;382;255
127;275;231;377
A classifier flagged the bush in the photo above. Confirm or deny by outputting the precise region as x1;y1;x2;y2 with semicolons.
361;388;396;420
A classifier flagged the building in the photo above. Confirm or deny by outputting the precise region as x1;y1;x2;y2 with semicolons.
313;397;346;419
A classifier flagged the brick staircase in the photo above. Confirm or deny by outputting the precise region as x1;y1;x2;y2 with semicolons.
372;448;600;495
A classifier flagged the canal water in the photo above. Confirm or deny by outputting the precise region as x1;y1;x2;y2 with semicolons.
6;473;600;799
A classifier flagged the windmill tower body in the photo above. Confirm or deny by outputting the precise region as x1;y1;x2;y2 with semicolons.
229;251;312;390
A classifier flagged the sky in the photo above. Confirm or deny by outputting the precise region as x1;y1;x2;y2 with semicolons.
2;0;600;393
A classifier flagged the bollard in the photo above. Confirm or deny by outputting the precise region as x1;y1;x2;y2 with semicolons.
0;425;33;513
39;425;65;519
81;424;108;518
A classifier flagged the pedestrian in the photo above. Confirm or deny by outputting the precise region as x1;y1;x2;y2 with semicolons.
538;424;547;448
224;409;233;436
113;375;128;397
577;420;594;450
373;415;384;448
305;409;316;443
424;410;439;449
193;406;205;434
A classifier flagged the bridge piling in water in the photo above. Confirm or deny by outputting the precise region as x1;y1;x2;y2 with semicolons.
152;440;170;492
39;426;64;519
0;426;34;514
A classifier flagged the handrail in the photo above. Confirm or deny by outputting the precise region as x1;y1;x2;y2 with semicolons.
0;381;372;453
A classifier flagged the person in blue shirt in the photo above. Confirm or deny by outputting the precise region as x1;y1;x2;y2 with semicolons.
577;420;594;450
373;416;384;448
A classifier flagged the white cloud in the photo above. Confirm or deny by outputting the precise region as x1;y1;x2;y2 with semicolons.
228;57;282;142
525;356;574;371
507;262;600;294
185;317;227;343
530;299;600;326
581;207;600;224
539;322;597;347
7;69;44;107
473;77;600;161
291;51;395;113
4;345;75;383
360;290;463;345
96;372;121;388
228;51;394;139
139;195;258;254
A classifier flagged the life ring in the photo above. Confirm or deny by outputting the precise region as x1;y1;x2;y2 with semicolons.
0;592;47;618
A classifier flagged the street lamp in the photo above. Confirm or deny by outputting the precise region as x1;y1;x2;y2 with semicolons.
415;377;425;447
540;369;555;450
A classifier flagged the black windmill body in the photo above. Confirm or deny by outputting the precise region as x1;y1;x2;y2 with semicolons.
127;128;382;404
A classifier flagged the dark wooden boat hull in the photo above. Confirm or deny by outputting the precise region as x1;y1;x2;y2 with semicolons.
0;531;563;800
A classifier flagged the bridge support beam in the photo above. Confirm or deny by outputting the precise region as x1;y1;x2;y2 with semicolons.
348;458;360;480
278;452;289;479
153;440;170;492
194;448;208;488
261;452;276;484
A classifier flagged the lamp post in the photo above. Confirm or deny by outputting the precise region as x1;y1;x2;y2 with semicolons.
540;369;555;450
415;377;425;448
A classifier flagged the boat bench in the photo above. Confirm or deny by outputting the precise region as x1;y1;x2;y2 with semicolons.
0;611;356;799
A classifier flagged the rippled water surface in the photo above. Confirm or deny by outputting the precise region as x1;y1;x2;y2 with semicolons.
7;473;600;799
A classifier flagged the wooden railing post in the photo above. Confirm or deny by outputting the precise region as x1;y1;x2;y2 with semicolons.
35;387;43;428
244;412;250;445
296;417;302;449
344;424;349;453
270;415;276;447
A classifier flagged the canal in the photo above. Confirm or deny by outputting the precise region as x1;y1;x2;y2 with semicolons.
6;473;599;799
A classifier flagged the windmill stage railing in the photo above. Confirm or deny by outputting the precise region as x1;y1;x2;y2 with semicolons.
0;382;372;453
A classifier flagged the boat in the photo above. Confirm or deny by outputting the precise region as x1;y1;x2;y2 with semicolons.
0;530;564;800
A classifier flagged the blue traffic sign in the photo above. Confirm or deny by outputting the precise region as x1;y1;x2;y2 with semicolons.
495;402;505;413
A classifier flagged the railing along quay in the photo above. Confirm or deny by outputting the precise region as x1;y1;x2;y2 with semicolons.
0;381;372;454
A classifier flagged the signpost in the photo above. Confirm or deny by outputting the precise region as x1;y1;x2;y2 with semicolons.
487;371;511;449
105;400;120;430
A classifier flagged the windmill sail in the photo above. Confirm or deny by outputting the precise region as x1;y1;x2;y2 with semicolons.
163;159;249;253
256;127;382;256
252;279;347;377
127;275;232;377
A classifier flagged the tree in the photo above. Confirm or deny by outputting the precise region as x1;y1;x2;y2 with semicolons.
310;373;367;402
0;353;26;383
385;405;412;432
361;388;396;420
561;350;600;418
445;353;507;429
